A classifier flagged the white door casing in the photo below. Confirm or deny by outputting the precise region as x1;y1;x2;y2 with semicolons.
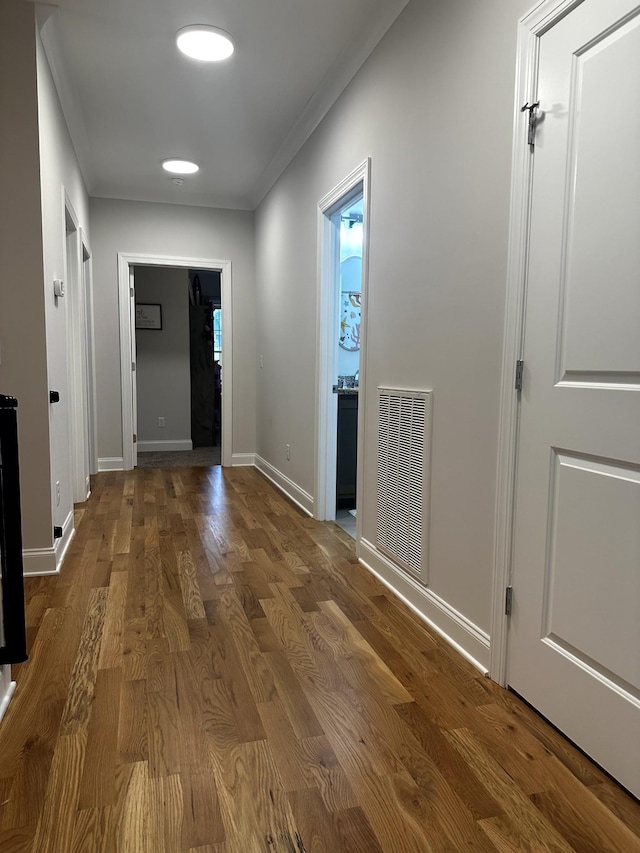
315;158;371;537
64;193;91;504
118;253;233;470
81;231;98;478
129;267;138;469
498;0;640;798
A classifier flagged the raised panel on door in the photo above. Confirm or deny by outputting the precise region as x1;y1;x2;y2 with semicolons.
557;13;640;383
507;0;640;798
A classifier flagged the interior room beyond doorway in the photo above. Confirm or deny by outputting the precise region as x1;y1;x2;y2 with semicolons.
334;195;363;539
133;265;222;469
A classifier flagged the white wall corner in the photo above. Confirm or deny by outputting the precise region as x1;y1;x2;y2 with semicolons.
254;455;314;517
98;457;125;472
358;538;491;674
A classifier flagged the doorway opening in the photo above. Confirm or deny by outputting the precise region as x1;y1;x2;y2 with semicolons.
316;160;371;542
117;253;232;471
188;270;223;458
334;197;363;537
131;265;222;470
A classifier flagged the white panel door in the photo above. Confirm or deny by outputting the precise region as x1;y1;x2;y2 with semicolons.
508;0;640;797
130;268;138;468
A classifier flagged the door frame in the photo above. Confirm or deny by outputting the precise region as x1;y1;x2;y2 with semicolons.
117;253;233;470
315;158;371;539
63;191;92;503
490;0;586;684
81;229;98;477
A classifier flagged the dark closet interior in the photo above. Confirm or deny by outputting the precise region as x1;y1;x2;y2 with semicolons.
189;271;222;448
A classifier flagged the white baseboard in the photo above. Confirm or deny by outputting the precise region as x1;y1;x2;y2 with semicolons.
231;453;256;467
254;455;314;517
137;439;193;453
358;537;490;674
98;456;125;472
55;509;75;571
0;670;16;723
22;547;58;575
23;509;74;577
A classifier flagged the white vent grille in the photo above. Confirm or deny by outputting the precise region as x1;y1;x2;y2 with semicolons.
376;388;432;584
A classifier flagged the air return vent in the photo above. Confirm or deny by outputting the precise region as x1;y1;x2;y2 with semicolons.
376;388;432;585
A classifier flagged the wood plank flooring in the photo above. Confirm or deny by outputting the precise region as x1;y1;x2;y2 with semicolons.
0;465;638;852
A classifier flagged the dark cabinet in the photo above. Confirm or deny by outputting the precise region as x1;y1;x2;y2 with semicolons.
336;391;358;509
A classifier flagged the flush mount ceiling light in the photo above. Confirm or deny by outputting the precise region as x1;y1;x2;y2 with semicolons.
162;159;199;175
176;25;235;62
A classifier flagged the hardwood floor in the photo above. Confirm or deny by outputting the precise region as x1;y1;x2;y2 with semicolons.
0;465;638;852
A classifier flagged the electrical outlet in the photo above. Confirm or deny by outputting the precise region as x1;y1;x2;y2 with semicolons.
285;444;290;461
259;354;264;369
55;480;61;506
158;417;165;428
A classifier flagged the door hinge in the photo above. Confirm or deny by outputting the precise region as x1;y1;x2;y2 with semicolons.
520;101;540;147
132;361;136;372
133;433;137;443
515;359;524;392
505;585;513;617
130;287;134;297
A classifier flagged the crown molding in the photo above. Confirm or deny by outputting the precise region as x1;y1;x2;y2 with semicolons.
37;6;95;193
251;0;410;208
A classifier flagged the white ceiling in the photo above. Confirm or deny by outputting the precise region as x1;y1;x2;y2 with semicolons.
36;0;410;210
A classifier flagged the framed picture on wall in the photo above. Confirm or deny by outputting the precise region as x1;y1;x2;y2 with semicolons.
135;303;162;330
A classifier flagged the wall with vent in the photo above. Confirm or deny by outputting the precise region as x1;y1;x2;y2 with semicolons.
255;0;533;669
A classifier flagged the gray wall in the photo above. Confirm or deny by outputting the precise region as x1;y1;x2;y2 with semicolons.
89;198;256;464
135;267;191;447
0;2;48;711
0;2;51;553
37;18;91;540
255;0;532;643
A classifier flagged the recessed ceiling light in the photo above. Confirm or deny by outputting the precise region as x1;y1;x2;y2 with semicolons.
176;26;235;62
162;159;199;175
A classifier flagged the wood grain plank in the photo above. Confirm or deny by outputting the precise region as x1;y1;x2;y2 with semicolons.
31;732;87;853
98;571;128;670
117;679;148;764
447;728;575;853
78;667;122;809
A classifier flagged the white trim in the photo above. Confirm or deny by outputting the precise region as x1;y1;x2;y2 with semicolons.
251;2;409;206
38;8;95;192
80;229;98;476
117;253;233;472
231;453;256;467
491;0;586;685
22;549;59;576
98;457;125;472
315;159;371;536
137;439;193;453
22;508;74;576
360;538;490;674
54;509;75;569
254;455;314;517
0;676;16;724
63;190;90;506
